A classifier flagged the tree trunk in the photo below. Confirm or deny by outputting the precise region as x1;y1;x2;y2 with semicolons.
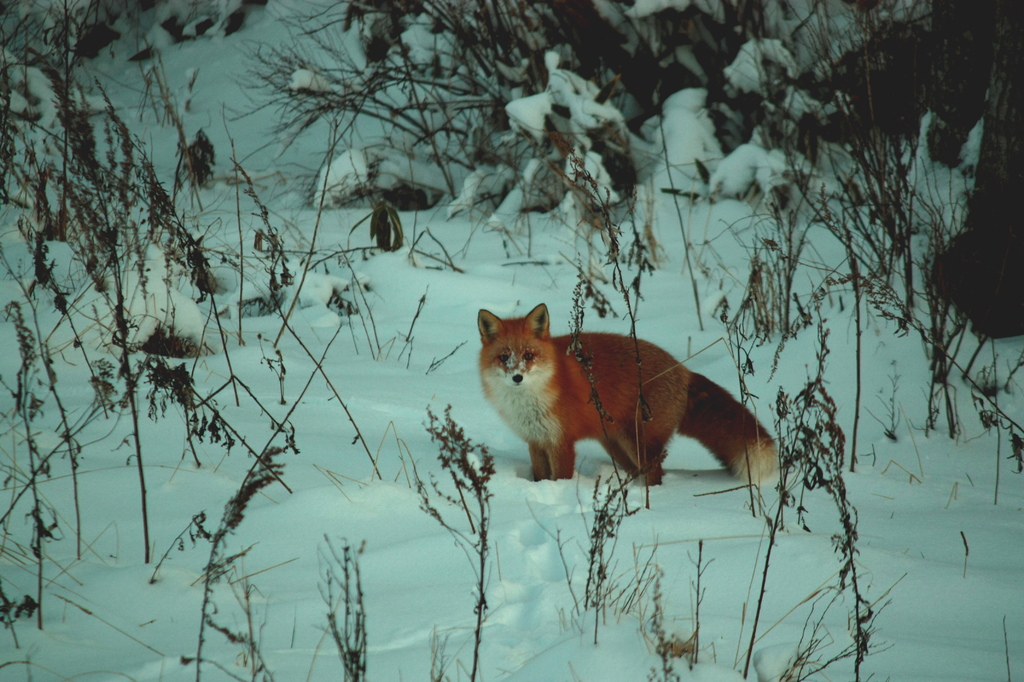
969;1;1024;224
935;0;1024;338
927;0;995;166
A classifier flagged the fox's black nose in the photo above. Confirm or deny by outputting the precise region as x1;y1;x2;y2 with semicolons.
512;374;523;384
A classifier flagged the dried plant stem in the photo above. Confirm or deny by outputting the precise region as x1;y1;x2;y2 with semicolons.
1003;615;1012;682
850;258;863;472
273;123;340;348
659;128;704;332
275;314;380;479
196;448;285;681
743;516;779;677
29;443;43;630
228;136;246;355
582;473;636;645
112;277;151;564
52;594;164;656
692;539;704;666
321;537;368;682
416;406;494;681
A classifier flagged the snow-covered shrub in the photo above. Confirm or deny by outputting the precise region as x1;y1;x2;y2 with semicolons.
2;0;262;65
314;144;446;211
251;0;757;222
656;88;721;195
709;142;788;203
0;75;234;571
492;51;632;239
11;73;218;358
251;0;542;211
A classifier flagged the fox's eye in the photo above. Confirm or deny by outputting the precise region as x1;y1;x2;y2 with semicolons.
498;353;510;363
523;352;534;361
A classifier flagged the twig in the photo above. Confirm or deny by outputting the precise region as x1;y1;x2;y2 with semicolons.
52;594;164;656
274;122;341;348
659;121;704;332
899;403;925;479
960;531;969;579
427;341;467;375
1004;615;1013;682
275;316;380;479
881;459;922;485
398;290;428;369
231;556;300;585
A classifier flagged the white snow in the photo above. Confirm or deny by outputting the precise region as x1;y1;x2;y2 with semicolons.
659;88;723;191
709;143;788;200
506;50;625;142
73;243;214;354
315;147;370;207
723;38;798;94
625;0;726;23
752;643;800;682
505;92;554;140
287;67;332;93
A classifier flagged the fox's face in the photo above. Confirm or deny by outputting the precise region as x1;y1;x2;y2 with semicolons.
480;334;550;387
478;304;553;388
478;304;562;444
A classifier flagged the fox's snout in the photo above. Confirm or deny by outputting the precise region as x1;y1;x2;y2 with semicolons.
512;373;524;384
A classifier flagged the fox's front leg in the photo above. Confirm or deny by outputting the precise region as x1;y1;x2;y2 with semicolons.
549;441;578;479
528;443;552;480
528;441;577;480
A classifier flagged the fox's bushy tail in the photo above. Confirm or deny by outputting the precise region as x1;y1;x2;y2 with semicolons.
678;372;778;485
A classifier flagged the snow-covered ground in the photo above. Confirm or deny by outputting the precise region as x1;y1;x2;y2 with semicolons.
1;2;1021;681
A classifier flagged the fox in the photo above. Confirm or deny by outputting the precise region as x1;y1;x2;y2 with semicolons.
477;303;777;486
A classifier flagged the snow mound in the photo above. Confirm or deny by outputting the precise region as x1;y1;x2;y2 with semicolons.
709;143;788;200
660;88;722;191
724;38;798;95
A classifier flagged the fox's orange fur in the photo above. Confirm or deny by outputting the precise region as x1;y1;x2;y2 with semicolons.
478;304;777;486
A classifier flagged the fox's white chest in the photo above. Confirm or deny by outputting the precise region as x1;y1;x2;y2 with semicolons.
481;365;562;445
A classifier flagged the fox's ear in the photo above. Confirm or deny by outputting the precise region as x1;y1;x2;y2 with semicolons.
526;303;550;339
478;309;502;343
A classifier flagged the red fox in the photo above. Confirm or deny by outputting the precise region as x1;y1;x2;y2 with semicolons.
478;304;777;486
